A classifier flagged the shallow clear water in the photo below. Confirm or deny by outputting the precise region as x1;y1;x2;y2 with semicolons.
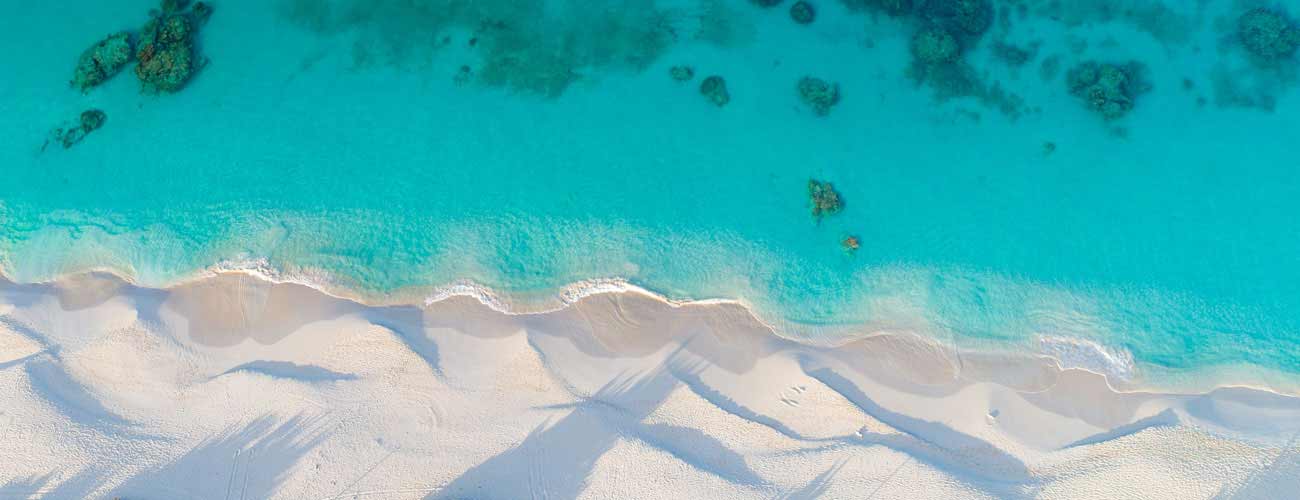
2;0;1299;386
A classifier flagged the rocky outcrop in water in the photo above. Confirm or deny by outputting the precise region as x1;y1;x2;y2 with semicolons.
790;1;816;24
135;0;212;93
1067;61;1149;120
43;109;107;152
808;179;844;219
1238;8;1300;63
71;33;134;92
67;0;212;95
700;76;731;107
798;77;840;116
670;65;695;82
911;26;961;65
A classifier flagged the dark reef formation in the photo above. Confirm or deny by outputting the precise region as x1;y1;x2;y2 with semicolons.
846;0;1020;118
911;26;961;64
43;110;108;152
797;77;840;116
700;75;731;107
68;0;212;95
670;65;695;82
790;1;816;24
918;0;992;39
135;0;212;93
808;179;844;219
72;33;134;92
1066;61;1149;120
1238;8;1300;63
279;0;704;97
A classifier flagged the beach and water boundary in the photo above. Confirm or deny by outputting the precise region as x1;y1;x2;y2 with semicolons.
3;0;1300;398
4;264;1299;398
3;267;1300;497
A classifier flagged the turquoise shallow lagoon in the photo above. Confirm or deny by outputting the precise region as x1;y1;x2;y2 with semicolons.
2;0;1299;389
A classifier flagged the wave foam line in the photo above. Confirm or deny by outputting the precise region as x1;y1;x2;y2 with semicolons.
1;259;1296;398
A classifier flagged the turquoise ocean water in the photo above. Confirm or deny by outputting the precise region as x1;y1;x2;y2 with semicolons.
2;0;1299;388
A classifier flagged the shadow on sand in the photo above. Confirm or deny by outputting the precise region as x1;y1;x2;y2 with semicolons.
429;350;766;499
109;413;332;499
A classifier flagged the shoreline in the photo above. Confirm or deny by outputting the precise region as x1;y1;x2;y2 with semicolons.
4;260;1298;400
6;256;1300;497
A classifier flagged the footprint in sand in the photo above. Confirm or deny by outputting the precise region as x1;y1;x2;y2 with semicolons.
780;385;808;407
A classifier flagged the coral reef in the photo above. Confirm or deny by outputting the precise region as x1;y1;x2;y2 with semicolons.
1238;8;1300;62
476;2;675;97
893;0;1024;117
907;24;1024;117
700;75;731;107
135;0;211;93
797;77;840;116
278;0;714;97
919;0;993;37
670;65;695;82
43;109;108;152
80;109;107;131
790;1;816;24
808;179;843;219
911;26;961;64
71;33;134;92
1066;61;1149;120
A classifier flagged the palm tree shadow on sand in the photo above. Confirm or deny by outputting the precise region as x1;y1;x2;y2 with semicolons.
430;350;766;499
109;413;331;499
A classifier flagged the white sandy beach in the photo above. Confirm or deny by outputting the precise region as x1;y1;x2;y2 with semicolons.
2;271;1298;499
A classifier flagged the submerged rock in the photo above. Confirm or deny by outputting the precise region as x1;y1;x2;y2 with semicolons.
80;109;107;131
135;0;211;93
700;75;731;107
842;235;861;252
790;1;816;24
919;0;993;37
797;77;840;116
911;26;961;65
72;33;134;92
43;109;108;152
808;179;843;219
135;31;196;93
1066;61;1148;120
670;65;695;82
1238;8;1300;62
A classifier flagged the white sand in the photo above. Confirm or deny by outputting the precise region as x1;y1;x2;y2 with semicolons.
1;271;1298;499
